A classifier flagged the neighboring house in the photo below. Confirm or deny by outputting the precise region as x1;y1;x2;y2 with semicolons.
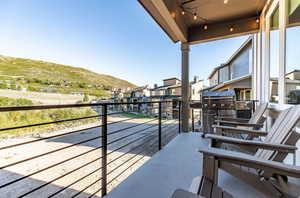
205;36;253;101
190;76;205;126
190;76;205;101
270;70;300;103
131;85;151;98
149;78;181;119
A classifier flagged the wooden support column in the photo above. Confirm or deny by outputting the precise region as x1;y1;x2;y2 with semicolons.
181;42;190;132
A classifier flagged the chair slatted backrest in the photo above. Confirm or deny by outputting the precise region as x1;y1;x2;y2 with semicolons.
255;105;300;161
248;102;268;125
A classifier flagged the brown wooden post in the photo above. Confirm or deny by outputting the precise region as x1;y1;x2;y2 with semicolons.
202;154;219;184
181;42;190;132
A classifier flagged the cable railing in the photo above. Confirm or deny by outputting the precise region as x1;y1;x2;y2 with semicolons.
0;101;181;197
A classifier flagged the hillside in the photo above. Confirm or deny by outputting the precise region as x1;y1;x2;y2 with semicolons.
0;55;136;97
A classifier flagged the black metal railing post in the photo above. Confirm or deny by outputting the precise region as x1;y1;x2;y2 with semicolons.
101;104;108;196
178;101;181;133
192;109;195;131
158;102;162;150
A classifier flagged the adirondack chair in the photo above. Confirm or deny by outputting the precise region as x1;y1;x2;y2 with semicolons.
207;106;300;159
214;103;268;137
171;176;234;198
200;105;300;197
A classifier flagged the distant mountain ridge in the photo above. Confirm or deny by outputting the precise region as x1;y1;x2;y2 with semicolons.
0;55;136;97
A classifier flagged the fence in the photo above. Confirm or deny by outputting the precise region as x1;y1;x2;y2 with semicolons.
0;101;180;197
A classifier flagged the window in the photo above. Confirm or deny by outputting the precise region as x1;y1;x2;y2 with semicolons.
245;90;251;100
219;66;229;83
230;46;251;79
286;0;300;104
269;6;280;103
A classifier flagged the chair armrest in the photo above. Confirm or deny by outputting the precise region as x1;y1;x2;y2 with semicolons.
212;125;268;136
198;147;300;179
205;134;297;153
215;120;263;128
216;116;250;123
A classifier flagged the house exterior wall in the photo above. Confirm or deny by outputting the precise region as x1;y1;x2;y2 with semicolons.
190;80;204;101
286;70;300;80
163;78;181;86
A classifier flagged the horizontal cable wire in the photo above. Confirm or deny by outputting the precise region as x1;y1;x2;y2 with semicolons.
48;130;158;198
71;178;103;198
107;111;136;116
107;152;147;186
0;115;157;151
0;124;104;151
107;118;158;136
106;135;160;186
48;166;103;198
0;101;173;112
0;115;102;133
106;116;148;126
17;156;103;198
15;123;175;196
87;187;103;198
0;135;102;169
0;100;179;197
106;120;175;159
0;145;103;188
106;118;173;146
106;124;163;156
107;123;158;146
107;135;158;176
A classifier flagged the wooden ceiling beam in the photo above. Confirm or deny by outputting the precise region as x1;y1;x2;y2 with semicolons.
138;0;188;43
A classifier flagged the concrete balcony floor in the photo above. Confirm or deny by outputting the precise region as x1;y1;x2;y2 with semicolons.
104;133;271;198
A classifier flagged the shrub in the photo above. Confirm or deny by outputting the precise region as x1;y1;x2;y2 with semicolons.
0;97;98;136
83;93;89;102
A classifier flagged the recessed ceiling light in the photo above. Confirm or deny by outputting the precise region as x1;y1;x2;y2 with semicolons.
224;0;229;4
193;13;198;20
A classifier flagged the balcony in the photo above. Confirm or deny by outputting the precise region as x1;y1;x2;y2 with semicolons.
105;133;273;198
0;101;179;198
0;100;299;198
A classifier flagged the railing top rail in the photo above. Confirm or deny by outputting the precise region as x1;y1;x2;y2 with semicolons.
0;101;174;112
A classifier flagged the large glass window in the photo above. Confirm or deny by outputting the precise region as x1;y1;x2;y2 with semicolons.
219;66;229;83
230;46;251;79
269;6;280;103
286;0;300;104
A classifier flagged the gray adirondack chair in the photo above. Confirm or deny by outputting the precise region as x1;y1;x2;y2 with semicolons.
200;105;300;197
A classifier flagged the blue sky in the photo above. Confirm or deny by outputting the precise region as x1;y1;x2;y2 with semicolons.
0;0;298;86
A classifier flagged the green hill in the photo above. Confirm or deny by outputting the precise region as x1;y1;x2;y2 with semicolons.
0;55;136;97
